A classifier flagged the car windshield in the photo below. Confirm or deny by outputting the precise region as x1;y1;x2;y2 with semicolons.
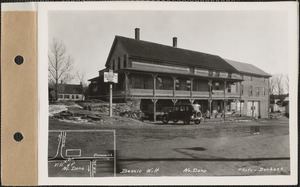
192;104;200;112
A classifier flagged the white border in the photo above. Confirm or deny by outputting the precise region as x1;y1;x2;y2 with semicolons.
1;2;37;11
38;2;298;185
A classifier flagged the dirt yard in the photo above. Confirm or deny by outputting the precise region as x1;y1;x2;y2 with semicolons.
49;104;290;176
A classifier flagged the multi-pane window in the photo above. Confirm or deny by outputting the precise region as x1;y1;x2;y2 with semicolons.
193;79;209;92
227;83;231;93
64;95;70;99
175;78;191;91
256;87;260;96
241;85;244;95
76;95;79;99
249;86;253;96
131;74;153;89
214;82;220;90
156;76;173;90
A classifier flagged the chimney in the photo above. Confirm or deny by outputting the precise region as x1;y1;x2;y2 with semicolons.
173;37;177;47
135;28;140;40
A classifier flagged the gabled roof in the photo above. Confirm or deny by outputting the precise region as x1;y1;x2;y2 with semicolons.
225;59;271;77
106;36;239;73
57;84;83;94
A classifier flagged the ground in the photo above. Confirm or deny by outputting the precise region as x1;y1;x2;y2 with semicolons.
48;105;290;177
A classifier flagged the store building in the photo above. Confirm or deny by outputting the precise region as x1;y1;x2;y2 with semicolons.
88;28;271;120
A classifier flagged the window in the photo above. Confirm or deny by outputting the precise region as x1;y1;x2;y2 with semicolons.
190;68;195;74
263;87;266;96
193;79;209;92
241;85;244;95
131;74;153;89
228;73;232;78
227;83;231;93
256;87;260;96
118;57;121;70
58;94;63;98
93;84;97;92
175;77;190;91
156;76;173;90
249;86;253;96
214;82;220;90
64;95;70;99
215;71;220;77
76;95;79;99
123;55;127;68
72;95;75;99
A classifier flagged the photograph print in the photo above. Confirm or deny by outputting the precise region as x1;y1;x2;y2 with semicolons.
47;8;292;178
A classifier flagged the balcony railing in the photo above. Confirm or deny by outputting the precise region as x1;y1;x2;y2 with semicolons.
193;91;210;97
175;90;190;97
125;88;239;98
156;89;173;96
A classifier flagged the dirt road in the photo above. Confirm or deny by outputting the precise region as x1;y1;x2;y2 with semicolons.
49;116;290;176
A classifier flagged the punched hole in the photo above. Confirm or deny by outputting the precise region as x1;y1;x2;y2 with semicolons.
14;55;24;65
14;132;23;142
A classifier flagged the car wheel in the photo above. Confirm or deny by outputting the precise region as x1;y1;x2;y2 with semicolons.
194;119;201;124
162;116;169;124
183;118;190;125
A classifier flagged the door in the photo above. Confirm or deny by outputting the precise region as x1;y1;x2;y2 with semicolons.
247;101;252;116
253;101;259;117
247;101;260;117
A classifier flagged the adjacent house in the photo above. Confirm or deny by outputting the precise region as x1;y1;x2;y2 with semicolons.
57;83;85;101
88;28;271;120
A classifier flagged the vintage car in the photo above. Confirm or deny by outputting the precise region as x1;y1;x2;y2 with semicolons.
161;104;203;124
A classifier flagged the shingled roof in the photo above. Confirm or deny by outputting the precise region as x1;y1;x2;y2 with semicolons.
225;59;271;77
107;36;239;73
57;84;83;94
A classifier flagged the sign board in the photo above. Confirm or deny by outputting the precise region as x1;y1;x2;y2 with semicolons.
104;70;118;83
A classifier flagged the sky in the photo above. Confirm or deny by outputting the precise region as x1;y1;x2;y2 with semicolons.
49;10;289;83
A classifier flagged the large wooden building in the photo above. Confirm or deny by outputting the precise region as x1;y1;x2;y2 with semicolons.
88;28;271;119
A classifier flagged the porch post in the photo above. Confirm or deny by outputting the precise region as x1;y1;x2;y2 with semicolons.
152;73;158;96
190;77;194;97
125;72;130;101
172;76;177;97
208;99;212;119
151;99;158;122
223;81;227;121
172;99;178;106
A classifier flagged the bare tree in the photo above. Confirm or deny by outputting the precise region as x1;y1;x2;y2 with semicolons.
269;77;276;95
273;74;284;95
48;38;74;100
76;70;87;87
284;74;289;93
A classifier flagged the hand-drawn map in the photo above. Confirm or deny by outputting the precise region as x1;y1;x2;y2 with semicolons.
48;130;115;177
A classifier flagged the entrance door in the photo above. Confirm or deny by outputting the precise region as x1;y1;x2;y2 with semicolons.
246;101;260;117
247;101;252;116
253;101;259;117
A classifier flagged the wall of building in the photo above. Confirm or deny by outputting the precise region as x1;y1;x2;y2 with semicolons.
58;94;84;101
108;41;129;71
241;76;269;118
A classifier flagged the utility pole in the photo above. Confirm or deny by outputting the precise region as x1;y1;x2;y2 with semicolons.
104;70;118;117
109;83;113;117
